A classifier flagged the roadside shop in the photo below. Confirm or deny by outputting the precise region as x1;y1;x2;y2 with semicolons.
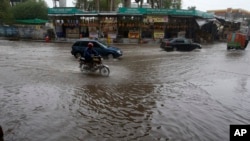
48;7;214;43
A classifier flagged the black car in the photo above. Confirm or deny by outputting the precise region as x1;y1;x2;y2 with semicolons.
71;39;123;59
160;37;202;51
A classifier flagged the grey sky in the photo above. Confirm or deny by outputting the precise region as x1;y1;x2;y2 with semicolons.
46;0;250;12
182;0;250;11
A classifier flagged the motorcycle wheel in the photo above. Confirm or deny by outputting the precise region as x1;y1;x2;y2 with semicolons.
75;53;82;59
80;64;84;72
99;66;110;77
80;64;89;72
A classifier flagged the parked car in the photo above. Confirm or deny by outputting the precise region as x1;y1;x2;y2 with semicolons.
160;37;202;51
71;39;123;59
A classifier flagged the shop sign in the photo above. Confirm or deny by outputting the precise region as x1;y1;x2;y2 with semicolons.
146;16;168;23
128;31;140;39
146;9;172;14
154;32;164;39
108;33;117;39
35;25;40;30
48;8;98;15
118;8;213;19
146;9;195;16
89;32;98;38
118;8;146;14
48;8;77;14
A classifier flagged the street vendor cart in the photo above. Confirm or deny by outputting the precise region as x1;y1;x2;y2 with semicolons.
227;32;249;50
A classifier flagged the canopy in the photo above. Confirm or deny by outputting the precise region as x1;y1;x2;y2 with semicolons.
15;18;48;24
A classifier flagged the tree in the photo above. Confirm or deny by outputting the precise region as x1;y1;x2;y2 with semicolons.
149;0;182;9
0;0;14;24
10;0;29;7
74;0;121;11
11;0;48;20
188;6;196;10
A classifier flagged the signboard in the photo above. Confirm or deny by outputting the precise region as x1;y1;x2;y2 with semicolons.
154;32;164;39
89;32;98;38
118;8;214;19
118;8;145;14
146;16;168;23
108;33;117;39
48;8;97;15
48;8;77;14
128;31;140;39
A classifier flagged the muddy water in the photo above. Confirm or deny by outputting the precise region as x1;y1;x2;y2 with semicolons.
0;40;250;141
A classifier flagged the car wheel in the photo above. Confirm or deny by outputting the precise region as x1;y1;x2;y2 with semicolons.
173;47;177;51
107;54;114;60
75;52;81;59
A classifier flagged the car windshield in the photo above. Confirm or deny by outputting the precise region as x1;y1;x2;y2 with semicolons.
97;40;108;48
184;39;191;43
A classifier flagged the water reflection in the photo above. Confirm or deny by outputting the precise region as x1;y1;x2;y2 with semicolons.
226;50;246;59
1;41;250;141
72;84;158;140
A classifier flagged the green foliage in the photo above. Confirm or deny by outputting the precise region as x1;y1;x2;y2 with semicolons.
188;6;196;10
162;0;172;8
0;0;14;24
75;0;121;11
149;0;182;9
11;0;48;20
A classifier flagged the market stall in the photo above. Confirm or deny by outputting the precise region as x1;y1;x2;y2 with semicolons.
79;17;99;38
117;15;141;43
99;15;117;39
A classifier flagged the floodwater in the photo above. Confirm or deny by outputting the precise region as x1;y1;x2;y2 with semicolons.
0;40;250;141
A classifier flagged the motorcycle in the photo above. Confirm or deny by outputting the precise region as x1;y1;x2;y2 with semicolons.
79;56;110;77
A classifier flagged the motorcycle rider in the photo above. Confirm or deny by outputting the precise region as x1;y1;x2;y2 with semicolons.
84;42;99;69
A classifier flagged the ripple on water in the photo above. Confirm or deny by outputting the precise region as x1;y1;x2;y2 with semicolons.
67;83;167;140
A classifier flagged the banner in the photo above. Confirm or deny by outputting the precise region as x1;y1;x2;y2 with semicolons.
146;16;168;23
154;32;164;39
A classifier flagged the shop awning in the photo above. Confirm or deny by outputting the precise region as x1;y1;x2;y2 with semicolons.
117;8;214;18
48;7;98;16
99;12;117;16
75;13;98;16
15;18;48;24
195;19;209;27
195;18;221;28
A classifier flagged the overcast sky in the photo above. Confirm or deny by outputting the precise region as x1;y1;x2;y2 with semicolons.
45;0;250;12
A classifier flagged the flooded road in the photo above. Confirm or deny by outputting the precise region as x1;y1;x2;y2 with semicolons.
0;40;250;141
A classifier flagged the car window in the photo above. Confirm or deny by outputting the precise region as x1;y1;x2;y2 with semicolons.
97;41;108;48
80;41;89;47
92;42;101;48
98;40;108;46
73;41;80;46
175;39;184;43
184;39;189;43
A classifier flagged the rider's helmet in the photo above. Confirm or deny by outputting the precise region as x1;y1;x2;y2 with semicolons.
88;42;93;48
